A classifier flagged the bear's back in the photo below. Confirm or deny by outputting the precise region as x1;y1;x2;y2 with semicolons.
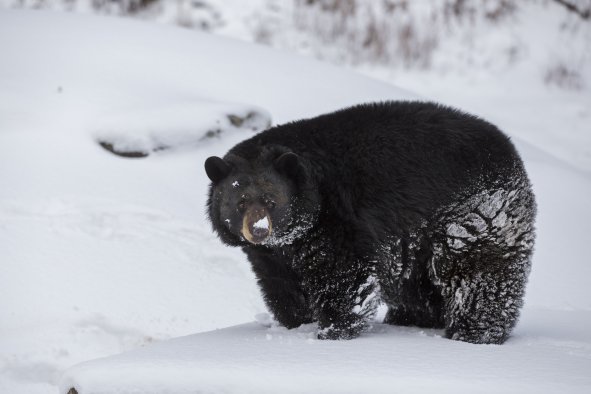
229;101;525;230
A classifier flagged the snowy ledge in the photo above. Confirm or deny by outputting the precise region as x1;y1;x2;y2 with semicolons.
94;102;271;158
59;314;591;394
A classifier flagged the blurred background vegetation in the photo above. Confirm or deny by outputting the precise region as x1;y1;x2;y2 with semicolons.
2;0;589;89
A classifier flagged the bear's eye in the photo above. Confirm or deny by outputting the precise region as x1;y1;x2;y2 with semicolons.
263;197;276;210
238;194;250;211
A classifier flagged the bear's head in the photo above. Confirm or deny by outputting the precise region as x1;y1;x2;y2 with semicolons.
205;148;319;247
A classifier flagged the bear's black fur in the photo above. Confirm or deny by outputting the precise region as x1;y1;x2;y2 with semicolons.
205;101;536;344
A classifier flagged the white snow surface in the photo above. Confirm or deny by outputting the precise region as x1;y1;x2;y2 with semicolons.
60;317;591;394
0;9;590;394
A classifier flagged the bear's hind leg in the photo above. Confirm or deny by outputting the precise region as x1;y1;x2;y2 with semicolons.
442;266;528;344
436;175;536;344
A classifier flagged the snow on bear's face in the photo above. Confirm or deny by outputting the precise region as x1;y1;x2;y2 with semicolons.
205;152;319;247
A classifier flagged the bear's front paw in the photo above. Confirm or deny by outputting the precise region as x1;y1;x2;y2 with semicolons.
317;321;364;340
445;325;509;345
317;325;356;340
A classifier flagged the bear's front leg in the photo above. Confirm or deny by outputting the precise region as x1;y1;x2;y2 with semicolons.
244;247;313;329
303;249;379;340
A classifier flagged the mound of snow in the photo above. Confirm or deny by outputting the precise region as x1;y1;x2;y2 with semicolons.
95;102;270;158
59;313;591;394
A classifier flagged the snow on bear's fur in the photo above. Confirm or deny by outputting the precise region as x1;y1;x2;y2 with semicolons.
205;101;536;344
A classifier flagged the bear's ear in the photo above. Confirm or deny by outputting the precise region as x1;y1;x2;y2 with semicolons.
205;156;232;183
274;152;302;180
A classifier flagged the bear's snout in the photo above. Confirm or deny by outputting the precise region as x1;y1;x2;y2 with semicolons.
241;205;272;244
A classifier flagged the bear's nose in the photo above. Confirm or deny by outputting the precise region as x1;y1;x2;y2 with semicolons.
242;206;272;244
250;216;270;242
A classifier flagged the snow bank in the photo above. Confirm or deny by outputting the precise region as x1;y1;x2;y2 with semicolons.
95;102;271;157
59;315;591;394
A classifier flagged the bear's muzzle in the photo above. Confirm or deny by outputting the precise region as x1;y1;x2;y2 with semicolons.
241;205;272;244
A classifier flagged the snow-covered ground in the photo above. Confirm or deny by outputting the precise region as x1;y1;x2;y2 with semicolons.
1;8;590;394
59;318;591;394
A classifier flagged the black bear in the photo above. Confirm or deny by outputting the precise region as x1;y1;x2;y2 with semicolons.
205;101;536;344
